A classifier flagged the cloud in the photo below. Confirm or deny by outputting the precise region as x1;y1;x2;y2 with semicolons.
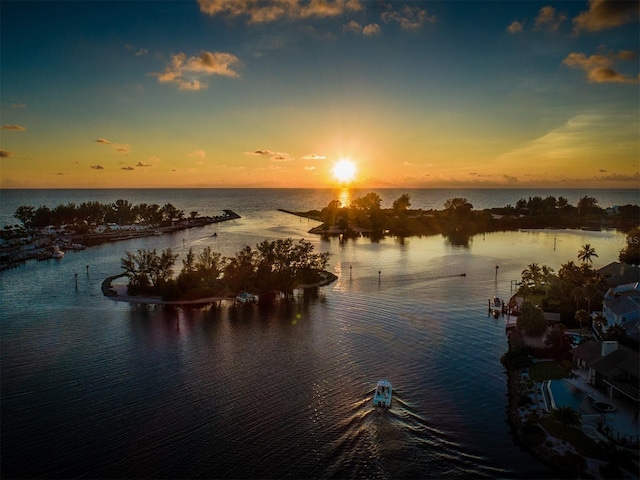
198;0;362;24
2;124;26;131
534;6;566;32
503;174;520;184
304;166;316;171
381;4;436;30
55;172;67;176
122;166;135;171
573;0;640;33
126;43;148;56
270;152;293;161
363;23;381;36
188;149;207;158
507;20;523;34
301;153;326;160
154;51;240;91
11;103;26;109
343;20;381;36
0;150;12;158
95;138;130;154
136;161;152;167
245;149;274;155
599;169;607;173
563;51;639;84
90;165;105;170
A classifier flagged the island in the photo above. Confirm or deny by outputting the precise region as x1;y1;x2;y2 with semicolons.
281;192;639;247
102;238;337;304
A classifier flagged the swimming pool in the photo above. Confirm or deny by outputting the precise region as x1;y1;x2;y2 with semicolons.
548;380;598;415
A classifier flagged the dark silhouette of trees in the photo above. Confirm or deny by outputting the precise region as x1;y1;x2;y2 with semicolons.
551;406;581;439
516;301;547;337
619;226;640;265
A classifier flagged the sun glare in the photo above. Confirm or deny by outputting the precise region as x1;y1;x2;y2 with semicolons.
332;159;356;183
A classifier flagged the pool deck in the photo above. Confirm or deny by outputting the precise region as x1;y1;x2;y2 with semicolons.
565;370;639;438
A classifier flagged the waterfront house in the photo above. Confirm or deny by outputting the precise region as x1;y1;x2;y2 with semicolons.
571;340;640;403
601;282;640;341
597;262;640;287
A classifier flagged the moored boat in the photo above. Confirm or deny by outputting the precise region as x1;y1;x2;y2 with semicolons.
52;246;65;258
373;379;392;408
236;292;258;303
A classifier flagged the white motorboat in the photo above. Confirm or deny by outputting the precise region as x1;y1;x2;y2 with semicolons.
52;246;65;258
373;379;392;408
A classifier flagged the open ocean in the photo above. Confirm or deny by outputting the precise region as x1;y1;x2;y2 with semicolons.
1;188;637;479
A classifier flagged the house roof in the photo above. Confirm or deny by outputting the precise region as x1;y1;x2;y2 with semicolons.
572;340;640;379
596;262;640;286
590;346;640;379
571;340;602;363
606;296;640;317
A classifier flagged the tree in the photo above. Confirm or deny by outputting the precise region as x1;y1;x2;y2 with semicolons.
545;324;570;358
14;205;35;228
540;265;555;298
392;193;411;214
516;301;547;337
443;197;472;216
521;263;542;293
575;309;590;339
619;226;640;265
551;406;581;439
120;248;177;292
577;244;598;264
577;196;599;215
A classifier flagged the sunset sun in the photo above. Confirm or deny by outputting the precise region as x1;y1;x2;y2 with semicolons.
332;159;356;183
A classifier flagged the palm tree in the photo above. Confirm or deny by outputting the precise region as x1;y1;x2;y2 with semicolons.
541;265;555;298
551;406;582;439
578;244;598;264
575;309;590;341
521;263;542;294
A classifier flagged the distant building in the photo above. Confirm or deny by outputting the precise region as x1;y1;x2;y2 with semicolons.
571;340;639;402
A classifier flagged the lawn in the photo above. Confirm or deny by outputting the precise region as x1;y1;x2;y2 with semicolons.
529;360;570;382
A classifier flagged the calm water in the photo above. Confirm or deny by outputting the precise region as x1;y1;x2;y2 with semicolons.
0;189;633;479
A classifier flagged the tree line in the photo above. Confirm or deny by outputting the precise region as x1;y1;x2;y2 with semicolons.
12;200;192;231
514;244;636;351
307;192;638;247
120;238;330;301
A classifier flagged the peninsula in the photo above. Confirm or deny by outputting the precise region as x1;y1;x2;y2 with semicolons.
281;192;639;245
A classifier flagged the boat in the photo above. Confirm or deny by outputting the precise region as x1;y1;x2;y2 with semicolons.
236;292;258;303
51;246;65;258
373;379;392;408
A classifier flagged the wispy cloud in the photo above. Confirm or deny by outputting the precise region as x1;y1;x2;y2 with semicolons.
90;164;105;170
198;0;362;24
563;51;639;84
153;51;240;91
381;4;436;30
125;43;148;56
95;138;131;154
2;124;26;131
0;150;12;158
573;0;640;33
271;152;293;161
188;149;207;158
506;20;523;34
122;166;135;171
300;153;326;160
343;20;381;36
136;161;152;167
534;6;566;32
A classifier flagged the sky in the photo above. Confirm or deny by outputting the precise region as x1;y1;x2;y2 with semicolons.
0;0;638;189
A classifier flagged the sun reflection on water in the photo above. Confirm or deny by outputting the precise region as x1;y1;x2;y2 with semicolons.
338;188;352;208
